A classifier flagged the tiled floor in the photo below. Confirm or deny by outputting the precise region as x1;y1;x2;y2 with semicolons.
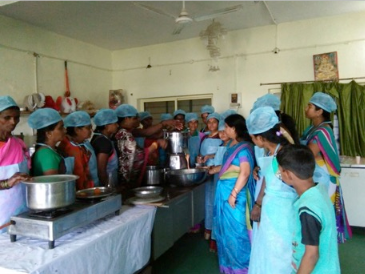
144;226;364;274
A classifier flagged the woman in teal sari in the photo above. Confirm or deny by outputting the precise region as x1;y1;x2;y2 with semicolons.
301;92;351;243
213;114;255;274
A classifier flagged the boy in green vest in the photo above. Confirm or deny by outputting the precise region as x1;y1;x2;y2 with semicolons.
276;144;340;274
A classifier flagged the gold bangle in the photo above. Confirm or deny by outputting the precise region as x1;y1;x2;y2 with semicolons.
254;202;261;208
0;180;10;189
233;187;239;194
230;193;237;199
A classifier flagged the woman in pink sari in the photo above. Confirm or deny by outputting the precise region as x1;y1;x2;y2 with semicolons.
0;96;30;233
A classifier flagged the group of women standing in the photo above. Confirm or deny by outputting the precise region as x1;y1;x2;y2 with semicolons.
0;97;183;233
194;93;351;274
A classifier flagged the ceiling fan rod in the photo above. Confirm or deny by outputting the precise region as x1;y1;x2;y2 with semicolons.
263;1;277;25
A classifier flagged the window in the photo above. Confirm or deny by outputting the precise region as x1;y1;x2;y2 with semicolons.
138;94;212;129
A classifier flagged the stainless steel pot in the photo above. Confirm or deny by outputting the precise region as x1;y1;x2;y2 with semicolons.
144;166;165;185
165;168;208;186
22;175;79;210
164;132;189;154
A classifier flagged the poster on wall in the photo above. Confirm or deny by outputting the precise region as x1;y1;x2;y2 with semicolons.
313;51;339;81
109;89;124;109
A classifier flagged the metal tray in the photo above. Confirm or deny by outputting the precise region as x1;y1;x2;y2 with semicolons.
76;187;114;200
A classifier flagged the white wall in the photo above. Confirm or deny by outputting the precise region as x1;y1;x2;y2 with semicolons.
1;11;365;140
0;15;113;137
112;11;365;118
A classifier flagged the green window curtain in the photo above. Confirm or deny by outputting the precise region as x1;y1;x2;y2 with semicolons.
337;81;365;156
281;80;365;157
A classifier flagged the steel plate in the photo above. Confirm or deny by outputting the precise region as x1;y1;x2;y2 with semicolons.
76;187;114;199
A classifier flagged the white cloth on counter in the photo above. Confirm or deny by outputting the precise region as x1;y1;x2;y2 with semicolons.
0;205;156;274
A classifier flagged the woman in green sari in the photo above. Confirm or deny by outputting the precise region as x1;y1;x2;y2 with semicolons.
301;92;351;243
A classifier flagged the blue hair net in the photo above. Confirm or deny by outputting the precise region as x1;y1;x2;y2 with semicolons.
201;105;215;114
246;106;279;135
218;119;226;131
138;111;152;121
252;94;281;112
207;112;221;122
173;109;186;118
0;96;18;112
64;111;91;128
185;112;198;123
221;109;237;120
115;104;138;118
28;108;62;130
93;109;118;126
160;113;173;121
309;92;337;113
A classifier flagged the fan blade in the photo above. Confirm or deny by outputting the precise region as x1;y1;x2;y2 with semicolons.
172;23;186;35
132;1;176;20
194;4;243;22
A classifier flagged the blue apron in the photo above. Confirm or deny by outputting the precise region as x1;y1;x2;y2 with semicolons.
200;137;222;167
0;152;28;233
92;133;119;187
188;135;201;168
82;141;100;187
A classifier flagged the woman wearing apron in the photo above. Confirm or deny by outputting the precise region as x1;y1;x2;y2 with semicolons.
198;112;222;241
247;106;297;274
91;109;119;187
186;112;204;168
58;111;95;190
28;108;74;176
301;92;351;243
0;96;30;233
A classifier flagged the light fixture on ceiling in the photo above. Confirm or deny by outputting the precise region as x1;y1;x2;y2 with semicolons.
146;57;152;69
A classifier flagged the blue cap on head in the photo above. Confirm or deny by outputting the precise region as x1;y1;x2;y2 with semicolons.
207;112;221;122
252;94;281;112
185;112;198;123
201;105;215;114
221;109;237;120
173;109;186;118
218;119;226;131
64;111;91;127
246;106;279;135
138;111;152;121
115;104;138;118
0;96;18;112
94;109;118;126
28;108;62;130
160;113;173;121
309;92;337;113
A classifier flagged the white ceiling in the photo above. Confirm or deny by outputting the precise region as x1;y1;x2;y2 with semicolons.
1;1;365;51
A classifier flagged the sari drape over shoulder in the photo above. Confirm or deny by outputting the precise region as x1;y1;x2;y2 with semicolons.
213;141;255;274
301;124;351;243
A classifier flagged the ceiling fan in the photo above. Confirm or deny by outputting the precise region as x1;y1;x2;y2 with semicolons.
132;1;243;35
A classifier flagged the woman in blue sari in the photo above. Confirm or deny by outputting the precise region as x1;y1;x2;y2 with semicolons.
213;114;255;274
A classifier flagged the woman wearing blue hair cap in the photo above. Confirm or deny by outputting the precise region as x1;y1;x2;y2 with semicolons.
0;96;30;233
91;109;119;187
301;92;351;243
185;113;204;168
247;106;298;274
58;111;97;190
200;105;215;132
114;105;181;195
28;108;74;176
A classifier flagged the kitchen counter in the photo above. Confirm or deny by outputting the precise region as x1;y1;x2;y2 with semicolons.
0;205;156;274
340;156;365;168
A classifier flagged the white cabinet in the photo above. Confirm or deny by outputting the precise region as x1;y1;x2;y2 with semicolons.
340;167;365;227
